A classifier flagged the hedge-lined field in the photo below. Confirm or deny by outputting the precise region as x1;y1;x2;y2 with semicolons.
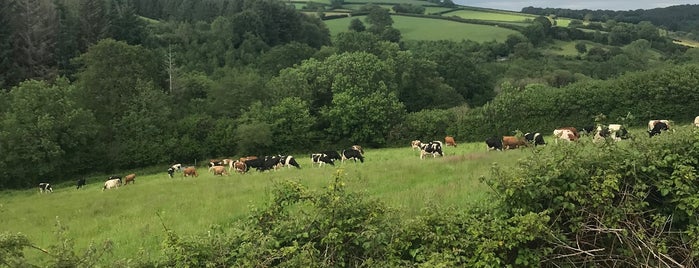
325;15;518;41
0;141;505;264
441;9;537;22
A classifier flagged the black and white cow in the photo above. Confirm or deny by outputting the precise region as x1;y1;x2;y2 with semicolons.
76;178;86;189
108;176;122;184
278;155;301;169
167;167;176;178
419;141;444;159
524;132;546;146
485;136;503;151
320;150;342;162
171;163;183;172
311;153;335;167
39;182;53;193
342;148;364;163
244;158;267;172
648;121;669;137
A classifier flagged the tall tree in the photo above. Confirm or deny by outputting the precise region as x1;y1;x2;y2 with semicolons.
0;78;98;188
11;0;59;82
54;0;80;77
107;0;148;45
78;0;109;51
0;0;18;89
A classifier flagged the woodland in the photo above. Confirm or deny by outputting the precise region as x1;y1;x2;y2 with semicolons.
2;0;699;188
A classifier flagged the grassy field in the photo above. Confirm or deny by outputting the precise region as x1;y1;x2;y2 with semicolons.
0;125;678;264
324;15;519;42
442;9;537;23
0;140;521;265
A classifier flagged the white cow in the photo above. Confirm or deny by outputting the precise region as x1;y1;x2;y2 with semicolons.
103;179;121;191
694;116;699;127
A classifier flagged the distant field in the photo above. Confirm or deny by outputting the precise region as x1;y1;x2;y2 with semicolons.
343;4;394;11
442;9;536;22
424;6;455;14
348;0;426;4
325;15;519;42
674;39;699;48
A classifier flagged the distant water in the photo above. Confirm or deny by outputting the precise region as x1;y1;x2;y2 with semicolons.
452;0;695;12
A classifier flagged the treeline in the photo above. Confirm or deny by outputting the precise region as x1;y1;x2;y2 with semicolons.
521;4;699;33
1;0;698;189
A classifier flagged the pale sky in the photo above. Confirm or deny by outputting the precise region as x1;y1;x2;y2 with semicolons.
452;0;699;11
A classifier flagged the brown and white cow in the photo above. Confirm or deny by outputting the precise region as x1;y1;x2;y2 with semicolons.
502;136;527;149
411;140;422;150
212;166;229;176
123;173;136;185
233;160;247;174
553;127;579;143
183;167;198;177
445;136;457;147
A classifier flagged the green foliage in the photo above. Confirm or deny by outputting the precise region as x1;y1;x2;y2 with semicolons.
0;78;98;188
484;128;699;266
238;98;316;153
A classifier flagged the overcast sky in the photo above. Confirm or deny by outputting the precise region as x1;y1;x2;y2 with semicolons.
452;0;699;11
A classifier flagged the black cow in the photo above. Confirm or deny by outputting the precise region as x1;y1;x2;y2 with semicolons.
648;121;669;137
311;153;335;167
39;182;53;193
419;141;444;159
342;148;364;163
278;155;301;169
580;125;596;136
485;136;503;151
76;178;86;189
524;132;546;146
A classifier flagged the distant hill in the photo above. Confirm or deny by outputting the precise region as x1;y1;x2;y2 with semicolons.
521;4;699;32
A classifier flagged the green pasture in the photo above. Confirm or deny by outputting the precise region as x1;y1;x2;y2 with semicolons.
346;0;426;5
424;6;455;14
325;15;518;42
442;9;536;23
0;125;685;265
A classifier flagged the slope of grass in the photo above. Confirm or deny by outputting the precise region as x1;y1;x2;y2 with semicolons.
325;15;518;42
442;9;537;23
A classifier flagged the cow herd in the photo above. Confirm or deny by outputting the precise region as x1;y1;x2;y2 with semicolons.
481;118;685;151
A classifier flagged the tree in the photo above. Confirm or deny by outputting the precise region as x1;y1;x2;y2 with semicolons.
78;0;109;51
365;6;393;34
0;78;98;188
238;97;315;153
318;52;405;146
107;0;148;45
575;42;587;54
10;0;59;82
348;18;366;32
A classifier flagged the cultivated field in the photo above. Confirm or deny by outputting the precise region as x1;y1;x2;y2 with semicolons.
442;9;537;23
324;15;519;42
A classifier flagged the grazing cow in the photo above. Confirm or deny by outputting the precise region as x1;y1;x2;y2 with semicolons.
553;127;579;142
319;151;342;162
244;158;267;172
167;167;175;178
123;173;136;185
411;140;422;150
596;124;629;141
648;121;669;137
419;141;443;159
278;155;301;169
485;136;503;151
76;178;86;189
170;163;183;172
351;145;364;155
695;116;699;127
233;160;247;174
502;136;527;149
108;176;122;184
103;179;121;191
648;120;671;131
342;148;365;163
444;136;457;147
262;156;283;171
311;153;335;167
39;183;53;193
208;159;225;172
183;167;198;177
212;166;229;176
524;132;545;146
579;125;596;136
